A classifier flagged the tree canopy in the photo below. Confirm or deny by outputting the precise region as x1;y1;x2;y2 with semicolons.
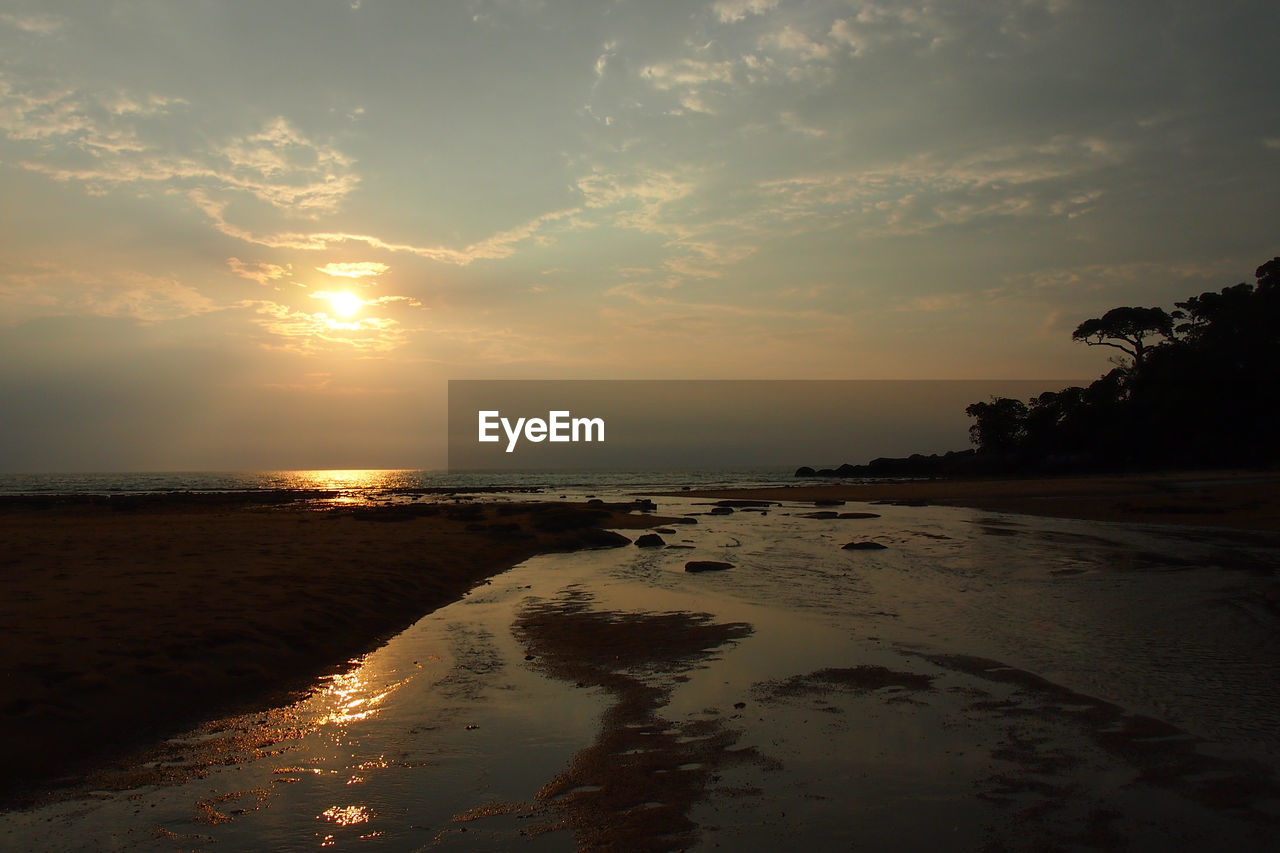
1070;306;1174;367
967;257;1280;471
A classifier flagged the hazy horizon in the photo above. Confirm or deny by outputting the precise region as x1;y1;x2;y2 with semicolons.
1;1;1276;471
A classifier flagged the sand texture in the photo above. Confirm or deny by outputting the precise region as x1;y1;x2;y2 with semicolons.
667;470;1280;531
0;495;673;806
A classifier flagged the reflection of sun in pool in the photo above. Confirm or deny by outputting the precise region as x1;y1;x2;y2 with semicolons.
329;291;363;318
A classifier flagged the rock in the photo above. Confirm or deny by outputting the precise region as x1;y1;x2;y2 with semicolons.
666;544;695;550
709;506;734;515
674;517;698;525
714;499;775;508
587;498;604;506
815;498;845;506
842;541;887;550
800;511;840;519
838;512;881;519
795;466;816;477
561;529;631;549
685;560;734;573
655;527;676;534
635;533;665;548
633;498;658;512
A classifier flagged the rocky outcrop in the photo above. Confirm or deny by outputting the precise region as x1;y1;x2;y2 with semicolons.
842;541;887;550
685;560;734;573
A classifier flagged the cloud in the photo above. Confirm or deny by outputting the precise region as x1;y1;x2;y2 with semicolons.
214;117;357;213
594;40;618;80
0;13;65;34
191;190;579;266
238;299;407;354
755;135;1124;234
0;80;359;220
760;25;833;61
638;58;737;114
828;19;870;55
316;262;389;279
639;59;735;88
0;262;216;325
712;0;779;24
228;257;292;286
779;110;827;137
576;168;695;234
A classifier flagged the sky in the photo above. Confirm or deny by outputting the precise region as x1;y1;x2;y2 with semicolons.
0;0;1276;471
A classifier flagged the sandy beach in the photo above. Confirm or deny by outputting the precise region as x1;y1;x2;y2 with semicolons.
665;470;1280;532
0;494;674;807
3;477;1280;851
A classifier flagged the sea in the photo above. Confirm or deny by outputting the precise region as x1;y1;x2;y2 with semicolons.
0;468;797;500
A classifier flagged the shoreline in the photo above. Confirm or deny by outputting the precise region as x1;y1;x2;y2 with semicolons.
5;471;1277;810
0;496;676;808
659;470;1280;532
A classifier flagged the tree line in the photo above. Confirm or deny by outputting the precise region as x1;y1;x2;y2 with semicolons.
965;257;1280;471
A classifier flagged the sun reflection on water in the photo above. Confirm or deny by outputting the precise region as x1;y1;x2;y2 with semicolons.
268;469;420;506
320;804;372;826
315;665;404;726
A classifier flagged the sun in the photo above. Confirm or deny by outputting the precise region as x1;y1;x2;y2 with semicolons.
328;291;363;318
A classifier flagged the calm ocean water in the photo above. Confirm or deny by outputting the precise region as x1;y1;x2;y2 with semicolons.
0;468;797;498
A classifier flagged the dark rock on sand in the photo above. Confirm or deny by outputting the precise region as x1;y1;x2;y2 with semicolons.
685;560;734;573
815;499;845;507
569;529;632;549
654;527;676;534
714;500;776;508
709;506;735;515
633;498;658;512
674;517;699;525
800;511;840;519
838;512;881;519
666;544;695;550
842;541;887;550
635;533;665;548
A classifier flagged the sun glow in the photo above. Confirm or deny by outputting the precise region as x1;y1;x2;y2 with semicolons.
329;291;363;317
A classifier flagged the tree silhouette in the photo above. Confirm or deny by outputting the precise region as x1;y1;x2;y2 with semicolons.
964;397;1028;454
1071;306;1174;368
962;257;1279;470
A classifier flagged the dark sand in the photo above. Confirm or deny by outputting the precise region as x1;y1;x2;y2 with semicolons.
0;495;675;807
663;470;1280;531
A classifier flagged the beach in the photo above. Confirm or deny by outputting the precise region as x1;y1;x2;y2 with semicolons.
0;494;675;807
670;470;1280;531
2;477;1280;850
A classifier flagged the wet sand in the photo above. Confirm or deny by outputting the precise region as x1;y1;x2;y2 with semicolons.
663;470;1280;531
0;495;674;807
2;493;1278;850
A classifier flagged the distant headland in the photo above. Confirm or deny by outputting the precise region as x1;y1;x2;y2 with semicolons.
799;257;1279;479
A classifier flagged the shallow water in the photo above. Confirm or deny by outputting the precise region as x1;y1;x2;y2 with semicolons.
4;497;1280;851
